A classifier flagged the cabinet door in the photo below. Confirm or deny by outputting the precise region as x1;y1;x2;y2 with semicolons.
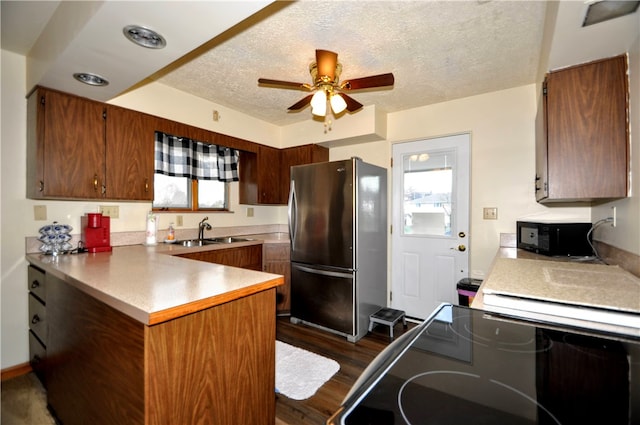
239;146;282;205
257;145;282;204
542;55;628;201
281;144;329;203
178;245;263;271
40;89;107;199
105;106;155;200
263;243;291;313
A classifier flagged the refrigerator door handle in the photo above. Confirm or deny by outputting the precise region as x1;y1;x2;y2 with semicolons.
294;264;354;279
288;180;297;250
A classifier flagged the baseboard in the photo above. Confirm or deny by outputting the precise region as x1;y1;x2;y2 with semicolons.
1;362;32;381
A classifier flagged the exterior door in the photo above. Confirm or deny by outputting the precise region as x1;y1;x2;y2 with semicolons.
391;133;470;319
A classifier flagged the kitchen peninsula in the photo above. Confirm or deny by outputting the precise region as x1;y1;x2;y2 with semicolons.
26;244;284;425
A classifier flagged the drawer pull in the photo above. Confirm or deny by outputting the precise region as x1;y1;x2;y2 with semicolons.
31;314;41;324
31;280;40;289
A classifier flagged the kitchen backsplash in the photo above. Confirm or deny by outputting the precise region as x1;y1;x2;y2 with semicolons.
25;224;288;254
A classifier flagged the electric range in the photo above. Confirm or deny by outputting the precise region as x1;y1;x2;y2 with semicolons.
328;304;640;425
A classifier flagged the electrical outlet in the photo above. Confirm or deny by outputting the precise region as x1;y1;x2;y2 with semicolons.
34;205;47;221
246;207;254;217
99;205;119;219
611;206;617;227
176;215;183;227
483;207;498;220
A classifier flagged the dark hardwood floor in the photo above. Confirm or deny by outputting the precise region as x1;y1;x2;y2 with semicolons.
275;316;417;425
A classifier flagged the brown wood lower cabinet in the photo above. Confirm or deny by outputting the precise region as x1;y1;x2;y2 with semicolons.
45;272;275;425
176;244;263;271
263;243;291;314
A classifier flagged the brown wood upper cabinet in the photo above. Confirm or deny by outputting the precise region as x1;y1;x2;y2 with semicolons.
105;106;155;200
281;144;329;202
27;86;328;203
535;55;629;203
27;87;154;201
239;144;329;205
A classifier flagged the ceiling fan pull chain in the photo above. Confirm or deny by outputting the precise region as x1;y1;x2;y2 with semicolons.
324;115;332;133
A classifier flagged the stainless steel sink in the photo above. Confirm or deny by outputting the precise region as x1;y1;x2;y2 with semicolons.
206;237;252;244
178;239;205;247
178;237;251;247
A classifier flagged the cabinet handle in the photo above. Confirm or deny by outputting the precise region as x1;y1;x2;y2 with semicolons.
144;178;149;193
31;314;41;324
32;355;42;365
93;174;99;192
31;280;40;289
38;180;44;192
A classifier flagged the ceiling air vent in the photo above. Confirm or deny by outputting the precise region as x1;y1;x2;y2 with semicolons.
583;0;640;27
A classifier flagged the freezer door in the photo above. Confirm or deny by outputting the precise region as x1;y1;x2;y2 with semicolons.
289;160;354;269
290;263;355;336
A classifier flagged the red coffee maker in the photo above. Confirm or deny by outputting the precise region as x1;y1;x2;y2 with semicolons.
81;213;112;253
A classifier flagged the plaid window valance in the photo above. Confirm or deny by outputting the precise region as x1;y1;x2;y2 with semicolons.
154;131;239;182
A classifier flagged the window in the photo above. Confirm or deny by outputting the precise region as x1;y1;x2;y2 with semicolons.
152;132;238;211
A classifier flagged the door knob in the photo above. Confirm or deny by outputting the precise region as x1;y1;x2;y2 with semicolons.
451;244;466;252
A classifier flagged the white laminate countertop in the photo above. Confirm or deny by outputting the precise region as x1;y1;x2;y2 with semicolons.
26;243;284;326
473;249;640;337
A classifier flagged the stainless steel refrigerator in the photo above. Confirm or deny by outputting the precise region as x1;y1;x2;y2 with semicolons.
288;158;387;342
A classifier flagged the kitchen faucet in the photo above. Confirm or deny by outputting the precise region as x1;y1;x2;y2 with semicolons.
198;217;212;240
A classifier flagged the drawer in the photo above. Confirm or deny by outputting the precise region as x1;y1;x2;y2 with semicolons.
29;293;47;343
28;265;46;302
263;243;290;261
29;330;46;386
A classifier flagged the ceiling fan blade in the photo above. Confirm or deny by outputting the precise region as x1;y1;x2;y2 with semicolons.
337;93;363;112
316;49;338;80
287;94;314;111
258;78;310;90
341;73;395;90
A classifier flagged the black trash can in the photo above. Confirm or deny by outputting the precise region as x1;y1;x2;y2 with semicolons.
457;278;482;307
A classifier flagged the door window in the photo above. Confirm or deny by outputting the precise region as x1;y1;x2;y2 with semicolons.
402;150;455;237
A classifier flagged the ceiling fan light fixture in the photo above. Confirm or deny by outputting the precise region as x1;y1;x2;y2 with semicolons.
330;93;347;114
311;90;327;116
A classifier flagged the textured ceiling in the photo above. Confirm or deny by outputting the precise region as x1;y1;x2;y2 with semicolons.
2;1;639;128
154;1;547;126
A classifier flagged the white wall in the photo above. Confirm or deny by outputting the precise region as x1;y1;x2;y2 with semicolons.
592;30;640;256
2;50;29;368
331;85;591;280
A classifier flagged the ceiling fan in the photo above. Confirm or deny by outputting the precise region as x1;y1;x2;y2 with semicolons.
258;49;394;117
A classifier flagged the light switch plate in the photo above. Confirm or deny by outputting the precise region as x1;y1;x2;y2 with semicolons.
176;215;183;227
246;207;254;217
34;205;47;221
483;207;498;220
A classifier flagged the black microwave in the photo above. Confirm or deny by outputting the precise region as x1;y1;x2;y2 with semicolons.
516;221;593;257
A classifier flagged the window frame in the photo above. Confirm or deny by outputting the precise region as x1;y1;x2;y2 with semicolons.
152;175;230;212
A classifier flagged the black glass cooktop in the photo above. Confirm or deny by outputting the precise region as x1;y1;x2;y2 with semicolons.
329;305;640;425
